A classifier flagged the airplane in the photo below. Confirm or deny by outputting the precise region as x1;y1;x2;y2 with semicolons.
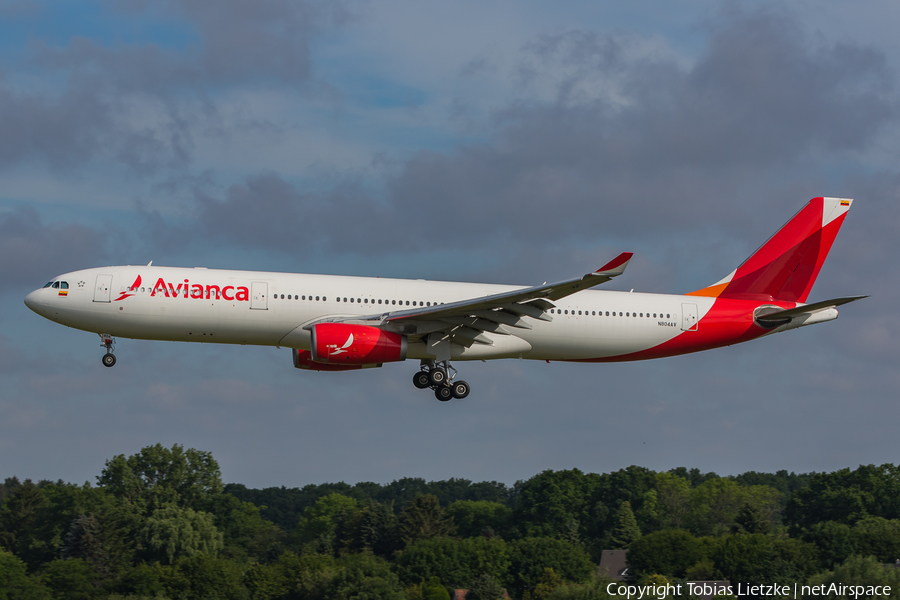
24;197;865;401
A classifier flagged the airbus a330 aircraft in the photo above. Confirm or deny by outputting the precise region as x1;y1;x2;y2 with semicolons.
25;197;864;401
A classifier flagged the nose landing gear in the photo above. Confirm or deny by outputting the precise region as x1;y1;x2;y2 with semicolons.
414;360;470;401
100;334;117;367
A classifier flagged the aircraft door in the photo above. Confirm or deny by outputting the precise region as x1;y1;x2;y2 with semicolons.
250;282;268;310
93;274;113;302
681;303;698;331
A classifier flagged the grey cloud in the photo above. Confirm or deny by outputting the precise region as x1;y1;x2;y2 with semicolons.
0;0;351;172
0;207;109;291
179;8;896;262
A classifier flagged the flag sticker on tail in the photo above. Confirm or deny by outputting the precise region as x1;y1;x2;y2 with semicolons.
841;200;850;206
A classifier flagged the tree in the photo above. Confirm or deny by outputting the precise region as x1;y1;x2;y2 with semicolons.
446;500;512;539
626;530;704;580
611;502;641;548
0;482;48;565
40;558;100;600
140;503;224;564
654;472;692;530
784;464;900;533
730;504;770;535
423;576;451;600
0;548;50;600
325;553;404;600
852;517;900;563
527;568;564;600
296;493;360;554
274;551;337;599
467;573;505;600
508;538;594;595
513;470;600;540
801;521;857;570
97;443;223;510
712;534;819;589
806;555;900;598
398;495;455;546
354;501;401;557
396;537;510;589
686;479;780;536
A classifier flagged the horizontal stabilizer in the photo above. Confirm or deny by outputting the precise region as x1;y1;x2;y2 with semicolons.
756;295;867;325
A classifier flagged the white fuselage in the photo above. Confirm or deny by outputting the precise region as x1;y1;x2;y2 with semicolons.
24;265;715;361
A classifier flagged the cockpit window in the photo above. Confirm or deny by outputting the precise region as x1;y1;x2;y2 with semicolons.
60;282;68;289
52;282;59;289
43;282;53;288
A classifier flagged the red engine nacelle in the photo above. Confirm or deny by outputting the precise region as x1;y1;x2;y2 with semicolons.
293;349;382;371
310;323;407;365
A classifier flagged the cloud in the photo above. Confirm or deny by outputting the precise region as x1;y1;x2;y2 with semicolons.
169;7;895;266
0;207;109;291
0;0;353;173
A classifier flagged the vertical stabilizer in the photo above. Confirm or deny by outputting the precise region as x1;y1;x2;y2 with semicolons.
688;197;853;303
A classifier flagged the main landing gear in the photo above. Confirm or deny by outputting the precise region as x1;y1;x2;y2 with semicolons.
412;360;470;401
100;334;117;367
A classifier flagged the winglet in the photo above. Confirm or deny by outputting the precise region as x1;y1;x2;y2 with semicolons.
593;252;633;277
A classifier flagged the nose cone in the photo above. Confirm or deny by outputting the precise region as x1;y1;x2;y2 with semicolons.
24;289;42;314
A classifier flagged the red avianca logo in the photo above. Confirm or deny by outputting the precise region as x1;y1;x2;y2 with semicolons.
114;275;250;302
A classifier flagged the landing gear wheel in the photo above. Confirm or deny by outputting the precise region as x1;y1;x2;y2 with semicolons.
434;385;453;402
429;367;447;386
451;380;470;399
102;353;116;368
413;371;431;389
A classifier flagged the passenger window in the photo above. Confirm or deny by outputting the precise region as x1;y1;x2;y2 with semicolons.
667;314;670;318
405;301;409;305
578;311;582;315
592;311;595;315
378;299;382;304
392;300;396;305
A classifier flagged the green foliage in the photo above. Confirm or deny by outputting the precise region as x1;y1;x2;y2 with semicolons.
396;536;510;589
140;503;224;564
610;502;641;548
296;492;360;554
274;551;337;599
513;470;600;540
626;529;704;580
711;534;820;588
806;555;900;598
97;443;223;510
508;537;594;595
687;479;781;536
161;554;247;600
526;567;564;600
202;492;283;562
852;517;900;563
446;500;512;539
353;501;401;557
0;482;49;566
423;576;451;600
398;495;455;546
467;573;505;600
40;558;101;600
324;553;404;600
730;503;770;535
800;521;856;570
784;464;900;532
0;548;50;600
242;562;289;600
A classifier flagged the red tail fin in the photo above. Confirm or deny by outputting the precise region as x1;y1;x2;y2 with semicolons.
688;197;853;303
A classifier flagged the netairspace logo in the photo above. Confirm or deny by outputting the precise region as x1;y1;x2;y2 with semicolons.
605;582;893;599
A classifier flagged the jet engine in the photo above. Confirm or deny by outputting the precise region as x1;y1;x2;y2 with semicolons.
293;349;382;371
310;323;407;365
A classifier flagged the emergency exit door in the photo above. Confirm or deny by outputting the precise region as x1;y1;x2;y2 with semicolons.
681;303;698;331
93;274;113;302
250;282;268;310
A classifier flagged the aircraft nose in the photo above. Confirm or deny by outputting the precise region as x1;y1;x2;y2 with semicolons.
24;289;42;313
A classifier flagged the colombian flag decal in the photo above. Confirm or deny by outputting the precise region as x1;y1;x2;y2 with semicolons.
840;200;850;206
58;290;67;297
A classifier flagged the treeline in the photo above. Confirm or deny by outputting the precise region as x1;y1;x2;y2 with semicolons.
2;445;900;599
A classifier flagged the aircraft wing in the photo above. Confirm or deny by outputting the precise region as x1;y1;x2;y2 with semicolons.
308;252;632;347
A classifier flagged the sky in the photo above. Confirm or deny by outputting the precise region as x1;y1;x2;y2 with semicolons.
1;0;899;489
